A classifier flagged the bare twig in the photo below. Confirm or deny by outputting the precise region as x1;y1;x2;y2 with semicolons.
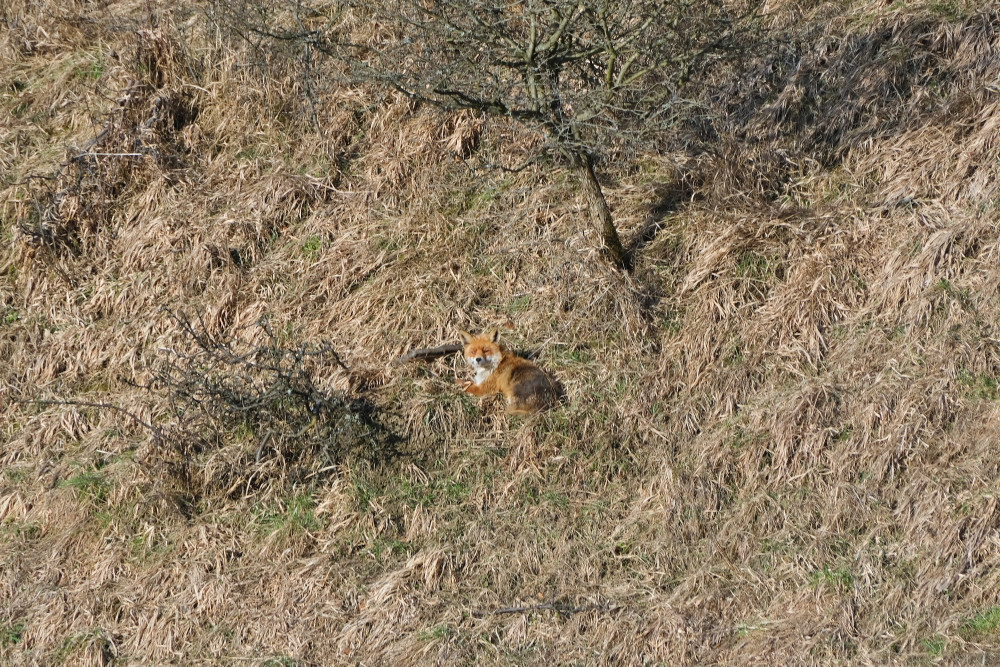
71;152;146;159
392;343;463;365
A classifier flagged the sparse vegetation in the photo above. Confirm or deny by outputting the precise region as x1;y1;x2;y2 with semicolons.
59;467;111;506
4;0;1000;665
141;310;399;503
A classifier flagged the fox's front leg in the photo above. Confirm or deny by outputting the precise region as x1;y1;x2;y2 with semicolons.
460;379;490;396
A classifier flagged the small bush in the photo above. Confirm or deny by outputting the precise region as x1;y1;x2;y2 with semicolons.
141;311;399;503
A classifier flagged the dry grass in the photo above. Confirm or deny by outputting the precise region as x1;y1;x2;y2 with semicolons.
4;0;1000;664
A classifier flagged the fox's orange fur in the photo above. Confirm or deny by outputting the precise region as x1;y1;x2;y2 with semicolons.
458;330;557;415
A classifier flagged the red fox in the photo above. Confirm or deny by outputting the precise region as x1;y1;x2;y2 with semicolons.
458;330;557;415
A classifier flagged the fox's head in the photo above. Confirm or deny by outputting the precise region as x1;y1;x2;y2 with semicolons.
459;330;502;372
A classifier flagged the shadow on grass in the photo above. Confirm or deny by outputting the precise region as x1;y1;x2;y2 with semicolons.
627;181;693;260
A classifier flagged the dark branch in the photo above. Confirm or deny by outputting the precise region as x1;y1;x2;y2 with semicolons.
392;343;463;365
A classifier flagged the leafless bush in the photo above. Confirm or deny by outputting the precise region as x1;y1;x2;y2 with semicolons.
141;311;400;503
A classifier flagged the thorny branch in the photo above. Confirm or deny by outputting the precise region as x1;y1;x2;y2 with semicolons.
12;310;397;501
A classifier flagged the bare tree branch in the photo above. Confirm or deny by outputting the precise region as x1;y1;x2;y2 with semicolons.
392;343;464;365
208;0;764;270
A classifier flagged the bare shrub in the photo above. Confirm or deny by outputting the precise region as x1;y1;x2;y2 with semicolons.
140;311;400;504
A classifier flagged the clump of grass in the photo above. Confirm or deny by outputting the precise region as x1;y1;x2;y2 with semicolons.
300;235;323;260
808;565;854;591
957;368;1000;400
0;622;25;649
921;635;946;657
261;656;304;667
253;491;321;535
59;467;110;506
960;606;1000;640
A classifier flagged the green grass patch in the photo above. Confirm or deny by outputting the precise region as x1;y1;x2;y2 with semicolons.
723;340;744;365
957;368;1000;401
4;466;31;483
808;565;853;591
398;476;469;509
235;145;264;161
59;468;110;506
368;538;412;561
373;234;402;255
72;58;104;81
830;425;854;444
550;344;593;365
129;531;173;564
960;605;1000;639
352;477;379;513
926;0;973;21
52;628;112;664
0;622;25;649
470;252;515;277
509;294;532;315
921;635;945;657
935;278;973;309
735;251;776;281
301;235;323;260
543;490;569;509
254;491;321;535
418;624;452;641
1;520;41;541
658;306;683;334
443;183;503;217
261;656;303;667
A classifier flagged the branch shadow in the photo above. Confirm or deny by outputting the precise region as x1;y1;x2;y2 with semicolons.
626;180;693;259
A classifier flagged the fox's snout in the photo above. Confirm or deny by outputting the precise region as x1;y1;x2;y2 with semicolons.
467;351;497;368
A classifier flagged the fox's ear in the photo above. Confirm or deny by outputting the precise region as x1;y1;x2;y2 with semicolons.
489;329;500;343
458;330;473;344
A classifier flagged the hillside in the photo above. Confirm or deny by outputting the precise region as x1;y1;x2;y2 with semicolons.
3;0;1000;664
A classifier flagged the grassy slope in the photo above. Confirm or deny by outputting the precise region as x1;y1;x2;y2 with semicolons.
3;0;1000;664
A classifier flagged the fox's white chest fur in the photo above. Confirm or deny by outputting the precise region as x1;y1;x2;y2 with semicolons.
473;367;494;385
